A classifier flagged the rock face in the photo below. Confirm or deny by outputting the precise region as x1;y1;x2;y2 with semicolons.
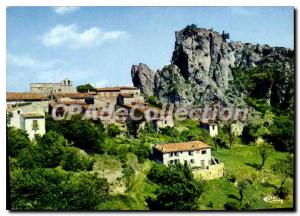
131;63;155;96
131;26;294;107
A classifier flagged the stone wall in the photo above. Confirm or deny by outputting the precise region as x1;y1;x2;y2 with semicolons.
193;163;224;180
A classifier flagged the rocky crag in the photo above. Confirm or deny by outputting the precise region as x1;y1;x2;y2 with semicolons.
131;25;294;107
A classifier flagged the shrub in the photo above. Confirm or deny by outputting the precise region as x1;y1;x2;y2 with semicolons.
106;124;121;137
7;127;31;157
274;186;289;199
60;147;93;171
224;202;240;210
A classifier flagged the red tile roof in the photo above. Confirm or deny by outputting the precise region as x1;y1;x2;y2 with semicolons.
153;141;210;153
53;93;91;99
96;87;121;92
7;92;48;101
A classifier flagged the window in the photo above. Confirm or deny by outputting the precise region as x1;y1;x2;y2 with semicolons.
190;159;195;164
189;151;194;156
169;160;173;165
174;159;179;164
175;152;179;156
17;110;20;114
169;153;173;157
32;120;39;130
201;150;207;154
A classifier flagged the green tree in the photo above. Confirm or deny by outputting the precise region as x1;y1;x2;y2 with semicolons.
223;120;235;149
47;115;106;153
237;180;250;203
7;127;31;157
147;164;205;210
60;147;93;171
266;114;294;152
10;168;110;210
76;83;96;93
160;126;179;137
106;124;121;137
34;131;67;168
126;109;145;138
257;143;273;171
62;172;110;210
67;119;105;152
272;155;294;188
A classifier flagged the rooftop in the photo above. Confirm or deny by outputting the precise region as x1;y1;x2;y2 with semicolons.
53;93;91;99
21;113;45;118
7;92;48;101
153;141;211;153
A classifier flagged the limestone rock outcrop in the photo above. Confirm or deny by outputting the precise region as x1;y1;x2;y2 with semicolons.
131;26;294;107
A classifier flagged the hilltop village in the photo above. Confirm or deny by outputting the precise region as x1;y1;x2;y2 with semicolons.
6;78;224;180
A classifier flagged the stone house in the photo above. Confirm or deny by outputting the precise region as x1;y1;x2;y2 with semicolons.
152;140;224;180
7;103;46;140
53;92;93;104
122;103;174;132
30;78;75;96
117;93;144;106
200;121;218;137
94;86;143;107
6;92;49;112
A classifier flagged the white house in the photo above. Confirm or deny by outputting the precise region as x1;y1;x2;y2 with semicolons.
200;121;218;137
20;113;46;140
7;103;46;140
6;92;49;113
152;140;224;180
153;141;212;168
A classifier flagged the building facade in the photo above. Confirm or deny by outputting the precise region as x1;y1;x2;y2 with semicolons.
30;78;75;96
152;140;224;180
153;141;212;168
200;121;218;137
6;92;49;112
7;103;46;140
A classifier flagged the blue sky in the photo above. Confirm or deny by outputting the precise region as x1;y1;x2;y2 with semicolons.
7;6;294;92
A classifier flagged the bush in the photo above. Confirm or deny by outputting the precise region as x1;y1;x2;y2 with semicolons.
274;186;289;199
145;96;162;108
60;147;93;171
224;202;240;210
147;164;205;210
46;115;106;153
7;127;31;157
10;168;110;210
106;124;121;137
76;84;95;93
35;131;67;168
17;131;67;169
160;126;179;137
